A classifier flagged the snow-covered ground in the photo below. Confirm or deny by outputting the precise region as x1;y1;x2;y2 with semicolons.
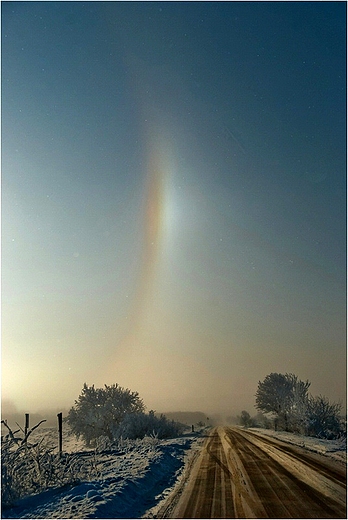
247;426;347;463
2;425;205;519
2;424;346;519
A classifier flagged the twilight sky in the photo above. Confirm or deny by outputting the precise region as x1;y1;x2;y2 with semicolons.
2;1;346;418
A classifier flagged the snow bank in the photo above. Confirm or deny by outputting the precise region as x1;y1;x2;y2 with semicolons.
2;426;204;519
247;427;347;463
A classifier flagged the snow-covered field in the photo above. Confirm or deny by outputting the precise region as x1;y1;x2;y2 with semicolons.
2;424;346;519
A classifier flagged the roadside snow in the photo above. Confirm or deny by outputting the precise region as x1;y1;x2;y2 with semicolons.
2;425;345;519
2;426;204;519
247;427;347;463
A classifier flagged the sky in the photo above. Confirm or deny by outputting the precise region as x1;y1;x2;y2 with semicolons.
2;1;346;419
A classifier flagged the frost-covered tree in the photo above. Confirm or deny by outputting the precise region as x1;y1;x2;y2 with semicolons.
288;377;311;434
67;383;145;445
253;412;273;429
255;373;310;431
307;395;342;439
239;411;252;428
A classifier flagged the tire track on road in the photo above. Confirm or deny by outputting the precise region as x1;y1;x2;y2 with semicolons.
166;427;346;518
238;428;346;486
224;428;346;518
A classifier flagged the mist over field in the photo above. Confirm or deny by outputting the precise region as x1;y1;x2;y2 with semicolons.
0;397;231;432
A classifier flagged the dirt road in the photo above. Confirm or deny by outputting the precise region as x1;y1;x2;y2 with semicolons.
161;426;346;518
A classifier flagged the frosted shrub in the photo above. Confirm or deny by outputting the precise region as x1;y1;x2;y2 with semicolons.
307;395;343;439
115;410;185;440
1;421;91;510
95;435;116;452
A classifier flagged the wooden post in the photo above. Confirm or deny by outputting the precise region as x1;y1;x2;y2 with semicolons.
57;413;63;456
24;414;29;442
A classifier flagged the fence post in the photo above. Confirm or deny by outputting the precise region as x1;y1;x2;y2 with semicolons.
57;413;63;456
24;413;29;442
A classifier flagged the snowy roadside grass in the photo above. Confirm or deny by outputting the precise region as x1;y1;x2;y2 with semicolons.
246;427;347;463
2;425;205;519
